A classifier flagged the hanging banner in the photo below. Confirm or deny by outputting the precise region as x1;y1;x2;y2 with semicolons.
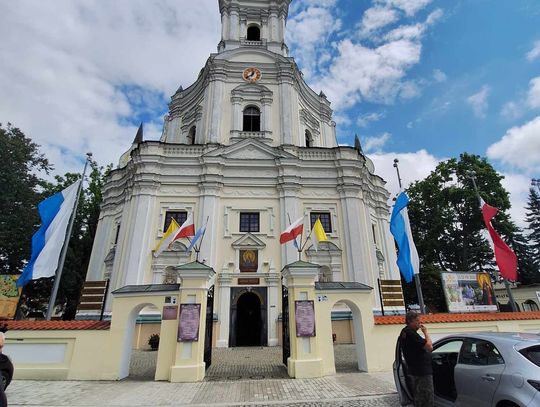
441;272;498;313
0;275;22;319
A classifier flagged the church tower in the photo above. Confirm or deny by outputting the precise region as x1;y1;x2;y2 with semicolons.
85;0;400;348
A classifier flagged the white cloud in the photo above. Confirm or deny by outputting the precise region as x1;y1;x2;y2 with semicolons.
432;69;447;83
359;7;399;37
527;76;540;109
369;149;442;198
286;4;341;79
357;112;385;127
378;0;433;17
500;173;532;228
526;40;540;61
0;0;219;177
500;101;522;120
487;116;540;173
363;132;391;152
466;85;490;118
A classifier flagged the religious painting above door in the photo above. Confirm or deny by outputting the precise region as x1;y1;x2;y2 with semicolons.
239;249;258;272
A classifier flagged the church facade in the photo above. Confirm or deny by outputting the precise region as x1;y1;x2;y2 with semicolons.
85;0;400;348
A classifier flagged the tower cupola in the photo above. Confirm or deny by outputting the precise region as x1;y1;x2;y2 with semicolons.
218;0;292;56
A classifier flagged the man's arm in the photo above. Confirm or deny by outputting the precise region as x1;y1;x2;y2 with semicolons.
420;324;433;352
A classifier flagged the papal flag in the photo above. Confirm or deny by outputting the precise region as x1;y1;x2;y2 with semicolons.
311;218;328;251
17;181;80;288
153;218;180;257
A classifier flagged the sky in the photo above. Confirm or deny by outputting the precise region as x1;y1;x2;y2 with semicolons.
1;0;539;227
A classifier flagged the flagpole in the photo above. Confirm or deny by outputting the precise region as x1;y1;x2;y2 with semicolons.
287;213;302;261
46;152;92;320
194;216;210;262
467;171;517;312
394;159;426;314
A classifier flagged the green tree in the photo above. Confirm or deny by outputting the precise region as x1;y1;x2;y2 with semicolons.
525;184;540;265
0;123;52;274
404;153;529;309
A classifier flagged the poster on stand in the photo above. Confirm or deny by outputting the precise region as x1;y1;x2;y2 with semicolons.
0;275;22;319
441;272;498;313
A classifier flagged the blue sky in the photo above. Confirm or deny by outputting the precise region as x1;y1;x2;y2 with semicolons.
0;0;539;225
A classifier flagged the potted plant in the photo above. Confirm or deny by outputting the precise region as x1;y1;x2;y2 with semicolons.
148;333;160;350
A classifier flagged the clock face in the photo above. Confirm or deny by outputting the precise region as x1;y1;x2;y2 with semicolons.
242;67;262;82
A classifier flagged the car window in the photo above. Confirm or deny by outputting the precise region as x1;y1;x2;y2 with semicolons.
519;345;540;367
433;340;464;354
459;339;504;365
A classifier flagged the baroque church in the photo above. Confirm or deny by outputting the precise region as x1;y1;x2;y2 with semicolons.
85;0;400;348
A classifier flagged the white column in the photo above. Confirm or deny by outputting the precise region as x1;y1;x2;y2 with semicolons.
266;273;280;346
198;183;222;270
262;97;272;133
279;78;294;144
231;96;242;131
229;8;239;41
208;76;225;143
216;273;232;347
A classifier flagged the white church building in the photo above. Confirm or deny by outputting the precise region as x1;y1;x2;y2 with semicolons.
85;0;400;348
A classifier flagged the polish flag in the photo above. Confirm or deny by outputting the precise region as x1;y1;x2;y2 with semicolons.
280;217;304;244
173;213;196;241
481;199;518;281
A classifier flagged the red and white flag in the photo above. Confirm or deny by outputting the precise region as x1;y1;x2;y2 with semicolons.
481;199;518;281
280;217;304;244
172;213;195;241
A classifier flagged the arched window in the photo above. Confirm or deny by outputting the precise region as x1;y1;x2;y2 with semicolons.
523;300;539;312
305;130;313;147
247;26;261;41
243;106;261;131
187;126;196;145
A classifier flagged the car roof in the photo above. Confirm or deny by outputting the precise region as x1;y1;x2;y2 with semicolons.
437;332;540;349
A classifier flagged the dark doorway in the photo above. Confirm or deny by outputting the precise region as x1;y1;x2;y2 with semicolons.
229;287;267;347
237;292;262;346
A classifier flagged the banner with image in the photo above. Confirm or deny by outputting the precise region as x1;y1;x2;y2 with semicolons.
441;272;498;313
0;275;22;319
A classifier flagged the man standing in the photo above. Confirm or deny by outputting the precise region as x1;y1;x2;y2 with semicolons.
400;311;433;407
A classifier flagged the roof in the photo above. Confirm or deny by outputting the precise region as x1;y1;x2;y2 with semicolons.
3;320;110;331
285;260;320;268
112;284;180;294
315;282;372;290
175;261;213;271
375;311;540;325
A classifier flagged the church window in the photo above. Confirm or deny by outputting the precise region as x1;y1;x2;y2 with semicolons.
243;106;261;132
247;25;261;41
164;211;187;232
305;130;313;147
114;224;121;245
240;212;260;232
310;212;331;233
187;126;196;145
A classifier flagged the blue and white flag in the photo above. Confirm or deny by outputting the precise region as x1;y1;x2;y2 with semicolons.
186;223;207;252
17;181;80;288
389;191;420;283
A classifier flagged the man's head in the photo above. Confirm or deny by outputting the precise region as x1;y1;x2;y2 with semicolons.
405;311;421;330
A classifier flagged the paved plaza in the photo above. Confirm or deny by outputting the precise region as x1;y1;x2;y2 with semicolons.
7;346;400;406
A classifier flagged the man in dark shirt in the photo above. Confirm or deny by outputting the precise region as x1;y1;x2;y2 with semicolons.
400;311;433;407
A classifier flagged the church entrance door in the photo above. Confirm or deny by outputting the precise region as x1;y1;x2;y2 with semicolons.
229;287;267;347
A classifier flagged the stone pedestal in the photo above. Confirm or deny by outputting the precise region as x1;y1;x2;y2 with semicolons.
282;261;323;379
169;262;215;382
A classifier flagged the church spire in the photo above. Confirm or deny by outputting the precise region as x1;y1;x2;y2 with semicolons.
133;123;143;144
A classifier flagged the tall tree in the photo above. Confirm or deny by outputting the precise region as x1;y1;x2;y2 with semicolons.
404;153;530;310
525;184;540;266
0;123;52;274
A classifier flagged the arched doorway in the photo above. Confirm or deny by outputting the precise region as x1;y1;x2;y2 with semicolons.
236;292;262;346
229;287;267;347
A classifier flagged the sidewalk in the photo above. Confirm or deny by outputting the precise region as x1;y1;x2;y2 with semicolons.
7;346;399;406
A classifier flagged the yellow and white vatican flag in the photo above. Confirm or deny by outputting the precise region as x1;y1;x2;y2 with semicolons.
311;218;328;251
153;218;180;257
